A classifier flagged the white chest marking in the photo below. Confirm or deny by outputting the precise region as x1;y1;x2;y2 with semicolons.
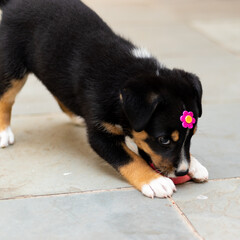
125;136;139;155
132;47;151;58
177;129;190;172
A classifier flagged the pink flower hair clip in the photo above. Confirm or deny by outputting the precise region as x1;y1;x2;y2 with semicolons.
180;111;196;129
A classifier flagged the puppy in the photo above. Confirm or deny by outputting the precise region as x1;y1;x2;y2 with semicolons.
0;0;208;198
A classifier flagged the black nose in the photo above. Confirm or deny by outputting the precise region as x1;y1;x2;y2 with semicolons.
175;169;189;176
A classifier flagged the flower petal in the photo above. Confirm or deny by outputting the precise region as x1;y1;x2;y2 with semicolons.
182;122;188;128
192;118;196;124
189;111;193;117
180;116;184;122
188;123;193;129
183;111;188;116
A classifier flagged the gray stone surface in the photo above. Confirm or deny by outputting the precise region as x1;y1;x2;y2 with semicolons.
163;55;240;104
192;20;240;55
0;0;240;239
173;179;240;240
0;190;198;240
191;103;240;179
12;74;60;116
0;114;129;200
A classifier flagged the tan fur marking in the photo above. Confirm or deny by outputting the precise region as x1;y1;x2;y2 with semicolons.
148;92;158;103
119;144;161;190
193;125;197;135
55;97;75;118
102;122;124;135
132;130;174;174
0;103;12;131
132;130;148;141
132;130;163;166
0;76;27;131
171;130;179;142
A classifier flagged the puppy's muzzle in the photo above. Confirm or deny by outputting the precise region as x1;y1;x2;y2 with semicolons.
175;159;189;176
175;169;189;176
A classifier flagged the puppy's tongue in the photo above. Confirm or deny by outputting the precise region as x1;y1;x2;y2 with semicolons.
149;163;191;185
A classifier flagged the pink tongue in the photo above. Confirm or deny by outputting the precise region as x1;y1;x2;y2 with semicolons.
169;175;191;184
149;163;191;185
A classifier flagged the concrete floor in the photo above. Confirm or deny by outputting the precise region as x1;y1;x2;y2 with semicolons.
0;0;240;239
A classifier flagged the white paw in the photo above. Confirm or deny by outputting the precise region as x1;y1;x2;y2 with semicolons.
141;177;176;198
0;127;15;148
189;156;209;182
70;116;85;127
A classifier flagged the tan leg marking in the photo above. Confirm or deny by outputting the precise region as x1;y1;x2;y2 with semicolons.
0;76;27;131
55;97;75;118
171;130;179;142
102;122;124;135
119;93;123;102
0;100;12;131
55;97;85;126
119;143;161;190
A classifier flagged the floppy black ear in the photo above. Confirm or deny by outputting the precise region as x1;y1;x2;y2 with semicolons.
173;69;203;117
186;73;202;117
120;83;160;132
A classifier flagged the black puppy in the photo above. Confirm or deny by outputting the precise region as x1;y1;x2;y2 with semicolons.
0;0;208;198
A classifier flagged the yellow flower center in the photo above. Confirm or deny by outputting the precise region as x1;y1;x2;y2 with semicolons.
185;115;192;124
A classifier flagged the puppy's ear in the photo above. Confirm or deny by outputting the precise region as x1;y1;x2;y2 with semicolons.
120;82;160;132
174;69;203;117
186;73;202;117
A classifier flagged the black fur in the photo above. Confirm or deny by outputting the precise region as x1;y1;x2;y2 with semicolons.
0;0;8;7
0;0;202;177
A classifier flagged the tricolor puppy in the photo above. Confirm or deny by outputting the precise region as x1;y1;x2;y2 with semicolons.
0;0;208;198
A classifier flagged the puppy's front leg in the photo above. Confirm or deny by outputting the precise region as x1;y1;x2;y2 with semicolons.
120;144;176;198
88;125;176;198
189;156;209;182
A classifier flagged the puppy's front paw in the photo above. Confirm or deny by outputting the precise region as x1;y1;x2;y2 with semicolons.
189;156;208;182
141;177;176;198
0;127;15;148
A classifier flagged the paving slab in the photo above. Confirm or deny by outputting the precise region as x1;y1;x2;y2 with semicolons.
162;51;240;104
110;12;240;104
12;74;60;116
87;0;240;105
191;103;240;179
172;179;240;240
0;114;129;200
1;105;239;199
2;1;239;114
192;20;240;55
160;0;240;21
0;0;240;239
0;189;198;240
121;24;234;59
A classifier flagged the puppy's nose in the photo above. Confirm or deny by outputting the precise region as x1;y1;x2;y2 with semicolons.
175;169;189;176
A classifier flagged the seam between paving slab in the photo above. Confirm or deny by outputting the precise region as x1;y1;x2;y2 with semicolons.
168;197;204;240
206;176;240;181
0;187;134;201
186;22;240;57
1;177;239;201
0;186;208;240
1;179;238;240
12;112;67;118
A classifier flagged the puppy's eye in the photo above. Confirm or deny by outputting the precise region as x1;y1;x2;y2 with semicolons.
158;136;171;145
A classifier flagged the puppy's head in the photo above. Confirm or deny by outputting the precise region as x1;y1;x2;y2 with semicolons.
120;68;202;177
